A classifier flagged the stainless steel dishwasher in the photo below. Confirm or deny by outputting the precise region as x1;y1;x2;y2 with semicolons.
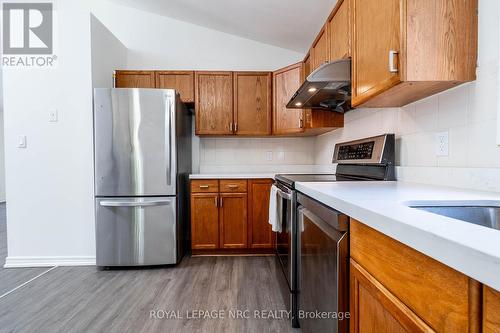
297;192;349;333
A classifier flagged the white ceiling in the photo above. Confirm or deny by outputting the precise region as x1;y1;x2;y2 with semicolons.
108;0;337;52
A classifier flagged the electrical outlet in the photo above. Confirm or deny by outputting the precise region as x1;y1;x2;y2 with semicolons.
265;151;273;161
277;151;285;161
435;131;449;156
49;108;58;122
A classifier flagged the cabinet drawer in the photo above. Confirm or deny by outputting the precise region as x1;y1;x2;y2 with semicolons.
191;180;219;193
350;219;480;332
220;180;247;193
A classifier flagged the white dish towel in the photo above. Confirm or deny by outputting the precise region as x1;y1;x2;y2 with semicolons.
268;185;281;232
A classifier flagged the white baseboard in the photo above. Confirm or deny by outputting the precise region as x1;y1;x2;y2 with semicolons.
4;256;96;268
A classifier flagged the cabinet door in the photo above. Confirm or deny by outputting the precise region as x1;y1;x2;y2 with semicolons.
233;72;272;135
351;0;402;106
219;193;247;249
195;71;233;135
328;0;351;61
303;52;312;78
155;71;194;103
350;260;434;333
484;286;500;333
191;193;219;250
273;63;304;135
312;26;329;70
248;179;273;249
115;71;155;88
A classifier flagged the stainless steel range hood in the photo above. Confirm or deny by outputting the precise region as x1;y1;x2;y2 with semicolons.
287;58;351;113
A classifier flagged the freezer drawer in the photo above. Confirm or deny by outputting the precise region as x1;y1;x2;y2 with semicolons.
94;88;177;197
95;197;177;266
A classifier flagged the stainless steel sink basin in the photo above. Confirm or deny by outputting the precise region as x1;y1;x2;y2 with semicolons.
409;205;500;230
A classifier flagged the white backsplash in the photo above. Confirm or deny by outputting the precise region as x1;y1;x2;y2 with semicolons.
314;81;500;192
197;137;316;174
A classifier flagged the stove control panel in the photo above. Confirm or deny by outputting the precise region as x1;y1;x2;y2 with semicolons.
337;141;375;160
333;134;394;164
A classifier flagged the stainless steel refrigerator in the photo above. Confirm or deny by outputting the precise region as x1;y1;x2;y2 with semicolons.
93;88;191;267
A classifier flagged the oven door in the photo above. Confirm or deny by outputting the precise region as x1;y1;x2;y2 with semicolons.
274;182;299;327
298;202;349;333
275;183;296;289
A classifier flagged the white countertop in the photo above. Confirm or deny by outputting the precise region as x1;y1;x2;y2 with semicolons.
189;173;276;179
295;181;500;291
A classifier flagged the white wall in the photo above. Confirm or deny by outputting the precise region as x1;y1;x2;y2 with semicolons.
90;1;303;70
3;1;95;266
0;71;5;202
90;15;127;88
314;0;500;192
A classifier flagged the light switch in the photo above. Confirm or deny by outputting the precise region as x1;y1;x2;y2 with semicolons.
17;135;27;148
49;108;58;122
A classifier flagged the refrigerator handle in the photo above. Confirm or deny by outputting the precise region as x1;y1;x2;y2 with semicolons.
166;96;173;186
100;200;172;207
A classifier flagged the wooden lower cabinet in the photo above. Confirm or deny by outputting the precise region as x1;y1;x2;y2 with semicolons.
350;259;433;333
190;179;274;254
219;193;247;249
484;286;500;333
248;179;273;249
190;193;219;250
350;218;482;332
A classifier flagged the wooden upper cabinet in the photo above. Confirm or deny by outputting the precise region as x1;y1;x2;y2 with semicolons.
328;0;351;61
195;71;233;135
311;26;329;71
155;71;194;103
233;72;272;136
351;0;402;107
219;193;248;249
273;63;304;135
351;0;478;107
191;193;219;250
303;52;312;78
248;179;273;249
115;70;155;88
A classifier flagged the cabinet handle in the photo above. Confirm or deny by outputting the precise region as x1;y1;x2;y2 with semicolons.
214;196;218;207
199;185;209;189
389;50;399;73
219;197;223;207
299;118;304;128
234;122;238;132
227;184;238;189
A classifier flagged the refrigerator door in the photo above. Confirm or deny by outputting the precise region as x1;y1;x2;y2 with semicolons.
94;88;177;197
95;197;177;266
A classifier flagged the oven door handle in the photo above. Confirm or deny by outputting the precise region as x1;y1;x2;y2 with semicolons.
277;188;293;201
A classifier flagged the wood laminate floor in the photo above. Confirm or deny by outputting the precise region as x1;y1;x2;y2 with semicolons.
0;203;53;296
0;203;297;332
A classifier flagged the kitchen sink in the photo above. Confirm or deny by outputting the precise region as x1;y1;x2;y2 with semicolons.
409;205;500;230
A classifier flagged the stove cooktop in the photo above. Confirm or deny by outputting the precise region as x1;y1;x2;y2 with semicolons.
275;173;367;188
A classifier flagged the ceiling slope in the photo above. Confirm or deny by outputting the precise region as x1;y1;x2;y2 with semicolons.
108;0;337;52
